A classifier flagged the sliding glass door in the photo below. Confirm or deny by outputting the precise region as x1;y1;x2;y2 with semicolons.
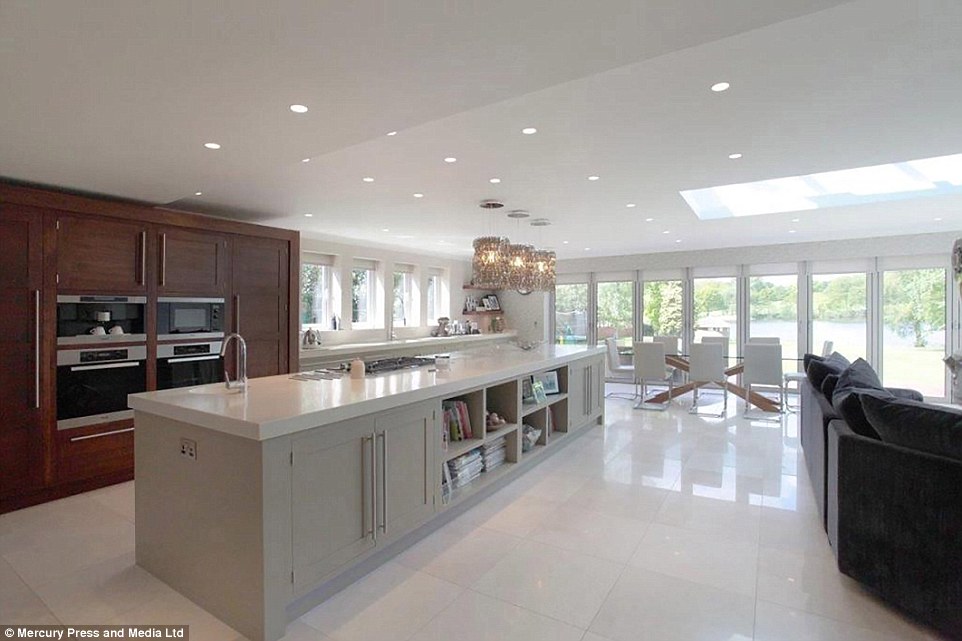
749;274;799;364
882;268;946;397
812;273;867;360
642;280;683;343
555;283;589;345
596;281;634;346
693;277;737;358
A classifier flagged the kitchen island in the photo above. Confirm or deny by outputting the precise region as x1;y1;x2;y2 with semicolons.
128;343;605;641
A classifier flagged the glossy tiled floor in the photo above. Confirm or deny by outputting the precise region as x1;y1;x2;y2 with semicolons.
1;385;945;640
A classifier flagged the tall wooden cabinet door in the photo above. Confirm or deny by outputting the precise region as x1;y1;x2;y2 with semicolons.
230;236;289;378
291;417;376;593
568;361;587;428
157;228;229;296
375;401;436;543
55;215;148;293
0;205;45;500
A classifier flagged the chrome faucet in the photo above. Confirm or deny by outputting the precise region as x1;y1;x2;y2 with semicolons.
220;333;248;392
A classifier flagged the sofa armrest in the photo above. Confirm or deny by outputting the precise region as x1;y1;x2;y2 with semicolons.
885;387;924;402
827;420;962;636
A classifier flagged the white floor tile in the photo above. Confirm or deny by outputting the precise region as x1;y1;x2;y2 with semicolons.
300;562;462;641
407;590;584;641
472;539;623;628
655;489;761;541
628;523;758;596
394;524;523;587
527;504;649;563
564;478;668;522
589;566;755;641
754;599;916;641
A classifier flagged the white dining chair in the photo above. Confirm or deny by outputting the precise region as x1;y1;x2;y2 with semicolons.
688;342;728;417
783;339;834;411
633;341;672;411
700;335;729;366
605;337;637;400
653;335;680;355
747;337;781;344
743;342;784;420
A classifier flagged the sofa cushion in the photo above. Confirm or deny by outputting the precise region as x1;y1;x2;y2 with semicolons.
834;388;890;438
833;358;883;395
806;352;851;389
821;373;840;399
860;395;962;463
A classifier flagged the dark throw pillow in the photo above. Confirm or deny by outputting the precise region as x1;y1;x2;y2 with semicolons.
806;352;850;389
821;374;840;399
860;395;962;463
833;358;883;395
831;358;887;438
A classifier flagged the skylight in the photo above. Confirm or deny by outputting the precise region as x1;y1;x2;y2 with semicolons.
681;153;962;219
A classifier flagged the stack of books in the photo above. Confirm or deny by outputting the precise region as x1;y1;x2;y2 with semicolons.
441;400;474;443
482;436;507;473
446;448;483;490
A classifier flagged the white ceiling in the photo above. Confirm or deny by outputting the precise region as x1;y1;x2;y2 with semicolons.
2;0;960;260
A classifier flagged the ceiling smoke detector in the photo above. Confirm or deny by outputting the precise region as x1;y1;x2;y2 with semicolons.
479;199;504;209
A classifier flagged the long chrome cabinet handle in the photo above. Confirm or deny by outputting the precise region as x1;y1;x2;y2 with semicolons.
378;431;387;533
70;427;134;442
139;231;147;285
34;290;40;409
159;232;167;286
369;432;378;542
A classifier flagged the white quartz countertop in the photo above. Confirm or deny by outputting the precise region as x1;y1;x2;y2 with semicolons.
129;344;604;441
299;331;515;360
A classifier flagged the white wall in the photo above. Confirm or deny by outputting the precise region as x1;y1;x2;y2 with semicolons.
300;235;470;345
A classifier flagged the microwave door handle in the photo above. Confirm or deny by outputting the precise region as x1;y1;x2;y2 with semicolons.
165;355;221;364
70;362;141;372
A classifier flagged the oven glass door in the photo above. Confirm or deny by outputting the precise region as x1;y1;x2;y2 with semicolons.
157;354;224;390
57;360;146;424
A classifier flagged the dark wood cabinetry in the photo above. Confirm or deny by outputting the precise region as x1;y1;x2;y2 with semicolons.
0;183;298;513
55;214;148;293
157;228;229;296
230;235;291;378
0;205;46;503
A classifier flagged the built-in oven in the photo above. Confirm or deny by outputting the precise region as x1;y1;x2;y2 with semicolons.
56;346;147;429
56;295;147;345
157;297;225;340
156;341;224;390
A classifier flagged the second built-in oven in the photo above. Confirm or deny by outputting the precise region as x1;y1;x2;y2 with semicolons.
156;341;224;390
56;346;147;429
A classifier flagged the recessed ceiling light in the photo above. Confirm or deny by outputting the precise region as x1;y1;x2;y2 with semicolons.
489;178;501;184
289;104;309;113
437;240;451;245
362;177;374;182
381;228;390;232
662;230;670;234
587;175;600;181
397;235;415;239
562;240;569;244
194;191;202;196
386;131;398;136
303;213;313;218
413;193;424;198
675;239;682;243
444;157;457;163
521;127;538;135
728;153;742;160
626;203;636;208
301;158;311;163
934;216;943;221
711;82;730;92
791;217;800;222
645;217;654;222
584;247;591;251
203;142;221;150
789;229;797;234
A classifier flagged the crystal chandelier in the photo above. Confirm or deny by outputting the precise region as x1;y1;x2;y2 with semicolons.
470;203;556;291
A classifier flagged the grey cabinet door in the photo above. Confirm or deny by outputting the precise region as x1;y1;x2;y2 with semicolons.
291;416;375;593
589;357;605;415
568;361;587;427
374;401;436;544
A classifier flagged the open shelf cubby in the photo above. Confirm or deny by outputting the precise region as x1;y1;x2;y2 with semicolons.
440;388;484;462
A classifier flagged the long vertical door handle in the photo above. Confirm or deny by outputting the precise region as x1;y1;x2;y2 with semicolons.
34;290;40;409
370;432;378;542
378;431;387;533
159;232;167;286
139;231;147;285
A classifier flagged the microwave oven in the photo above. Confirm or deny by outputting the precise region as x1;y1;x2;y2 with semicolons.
157;297;225;340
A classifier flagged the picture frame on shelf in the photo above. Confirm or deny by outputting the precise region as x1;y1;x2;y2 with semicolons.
531;380;548;405
533;371;560;395
522;378;535;403
484;294;501;311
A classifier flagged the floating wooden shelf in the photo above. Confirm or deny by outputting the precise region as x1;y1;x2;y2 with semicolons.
462;285;502;291
462;310;502;315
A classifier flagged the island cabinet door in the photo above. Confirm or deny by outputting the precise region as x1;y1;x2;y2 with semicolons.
291;416;376;593
568;361;587;428
374;401;437;545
